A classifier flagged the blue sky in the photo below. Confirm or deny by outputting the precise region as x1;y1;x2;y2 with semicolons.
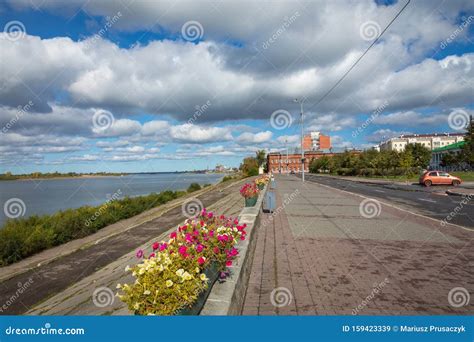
0;0;473;173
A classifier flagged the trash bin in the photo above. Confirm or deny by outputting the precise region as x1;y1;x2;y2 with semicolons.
263;190;276;213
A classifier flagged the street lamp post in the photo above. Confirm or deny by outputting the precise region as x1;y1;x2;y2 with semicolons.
294;98;305;182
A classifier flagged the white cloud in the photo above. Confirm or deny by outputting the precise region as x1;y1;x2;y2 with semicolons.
170;124;232;143
236;131;273;144
373;110;447;126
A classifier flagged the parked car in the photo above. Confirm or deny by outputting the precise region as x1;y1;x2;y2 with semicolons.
419;171;462;187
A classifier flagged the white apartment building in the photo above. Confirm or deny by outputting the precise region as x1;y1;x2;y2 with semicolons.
379;133;465;152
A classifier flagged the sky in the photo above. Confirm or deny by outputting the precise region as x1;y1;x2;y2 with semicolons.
0;0;473;173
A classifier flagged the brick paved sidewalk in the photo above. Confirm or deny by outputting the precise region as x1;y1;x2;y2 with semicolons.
242;175;473;315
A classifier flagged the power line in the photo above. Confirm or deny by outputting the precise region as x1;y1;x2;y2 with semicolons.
311;0;411;109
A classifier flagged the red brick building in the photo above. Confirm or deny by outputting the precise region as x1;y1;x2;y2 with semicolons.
267;151;335;174
302;132;331;151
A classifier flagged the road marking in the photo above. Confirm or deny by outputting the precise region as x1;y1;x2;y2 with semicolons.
417;198;437;203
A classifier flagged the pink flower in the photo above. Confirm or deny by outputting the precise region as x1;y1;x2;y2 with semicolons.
226;260;232;267
240;236;245;241
159;243;168;251
152;242;160;250
149;253;156;258
230;248;238;256
185;233;192;243
207;212;213;219
170;232;177;239
209;230;214;237
178;245;188;256
213;247;220;254
196;244;204;253
136;249;144;258
198;257;206;265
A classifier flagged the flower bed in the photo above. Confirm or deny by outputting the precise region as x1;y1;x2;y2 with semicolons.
117;209;247;315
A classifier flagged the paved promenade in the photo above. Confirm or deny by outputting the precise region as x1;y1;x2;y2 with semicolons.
242;175;473;315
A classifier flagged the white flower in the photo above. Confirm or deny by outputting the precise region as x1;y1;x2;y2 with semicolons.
143;290;151;295
116;283;122;289
176;269;185;277
125;265;131;272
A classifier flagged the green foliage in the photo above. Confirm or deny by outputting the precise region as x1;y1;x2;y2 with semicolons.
309;146;431;177
459;118;474;167
221;175;233;182
0;191;182;266
187;183;202;193
240;157;259;177
255;150;266;167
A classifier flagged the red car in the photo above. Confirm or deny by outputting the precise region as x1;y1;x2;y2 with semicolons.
419;171;462;187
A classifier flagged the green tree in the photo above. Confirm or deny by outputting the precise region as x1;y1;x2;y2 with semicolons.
240;157;259;177
255;150;266;168
440;152;458;167
399;149;414;176
309;156;330;173
459;117;474;167
405;143;431;168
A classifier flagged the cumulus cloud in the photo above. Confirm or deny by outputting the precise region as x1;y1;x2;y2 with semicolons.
236;131;273;144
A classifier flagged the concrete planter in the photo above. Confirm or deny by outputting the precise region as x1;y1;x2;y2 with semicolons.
244;196;258;207
175;262;220;315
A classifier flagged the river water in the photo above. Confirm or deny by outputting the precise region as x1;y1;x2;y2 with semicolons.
0;173;224;227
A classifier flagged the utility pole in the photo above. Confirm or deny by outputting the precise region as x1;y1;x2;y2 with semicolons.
285;138;289;175
294;98;305;182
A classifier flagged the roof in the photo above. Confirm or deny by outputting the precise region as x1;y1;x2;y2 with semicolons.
432;141;465;153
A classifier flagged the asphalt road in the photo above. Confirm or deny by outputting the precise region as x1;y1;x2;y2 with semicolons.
299;174;474;229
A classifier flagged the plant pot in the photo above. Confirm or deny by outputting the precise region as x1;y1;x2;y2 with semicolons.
244;196;258;207
257;183;265;190
175;262;220;315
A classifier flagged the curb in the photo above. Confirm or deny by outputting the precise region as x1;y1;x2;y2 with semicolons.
446;190;474;197
200;184;266;315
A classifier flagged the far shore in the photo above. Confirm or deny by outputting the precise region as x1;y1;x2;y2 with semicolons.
2;174;126;182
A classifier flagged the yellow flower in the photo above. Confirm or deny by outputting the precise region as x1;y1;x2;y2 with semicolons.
176;269;185;277
200;274;208;282
143;290;151;295
195;267;200;274
183;272;193;281
133;303;140;310
166;280;174;287
116;283;122;289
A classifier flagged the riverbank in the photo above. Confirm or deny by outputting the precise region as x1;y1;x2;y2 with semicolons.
0;176;250;314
